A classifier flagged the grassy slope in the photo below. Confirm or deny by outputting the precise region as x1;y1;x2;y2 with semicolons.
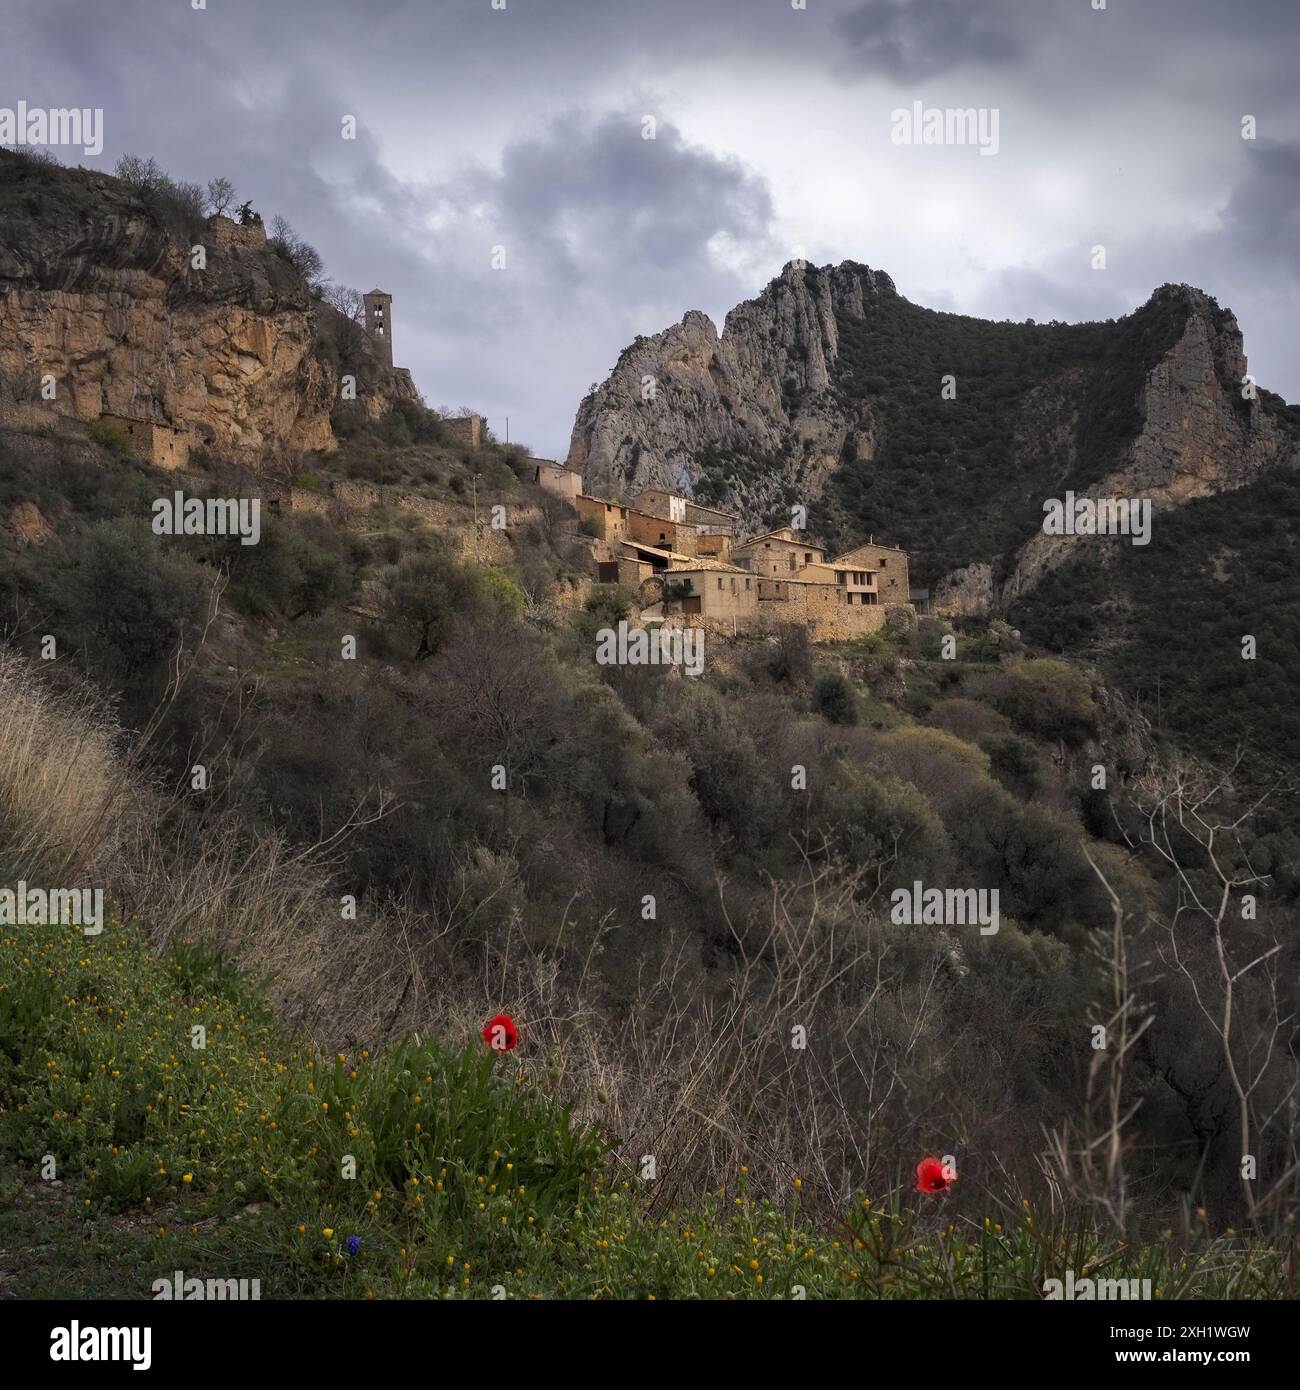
1;916;1292;1301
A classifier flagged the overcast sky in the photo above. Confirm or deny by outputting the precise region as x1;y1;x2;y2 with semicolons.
6;0;1299;458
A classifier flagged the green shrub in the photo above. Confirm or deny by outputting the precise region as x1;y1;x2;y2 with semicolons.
382;547;483;658
828;767;951;894
71;518;208;673
966;658;1096;745
483;566;525;619
981;732;1042;799
87;420;134;457
812;668;857;725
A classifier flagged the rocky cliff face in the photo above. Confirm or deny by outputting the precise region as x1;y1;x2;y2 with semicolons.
999;290;1288;607
568;261;888;528
0;151;417;457
572;261;1297;605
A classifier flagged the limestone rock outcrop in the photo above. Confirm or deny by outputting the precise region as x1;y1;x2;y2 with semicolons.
0;151;418;457
572;262;1296;609
567;261;890;529
1003;289;1287;606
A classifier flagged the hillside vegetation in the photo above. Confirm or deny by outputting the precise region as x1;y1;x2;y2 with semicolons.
3;913;1290;1299
0;402;1297;1300
1012;461;1300;823
825;278;1196;585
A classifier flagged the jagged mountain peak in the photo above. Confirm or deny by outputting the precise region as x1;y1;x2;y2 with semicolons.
568;260;1296;598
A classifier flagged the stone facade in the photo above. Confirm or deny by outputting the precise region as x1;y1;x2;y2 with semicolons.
733;527;826;577
100;413;189;470
632;488;687;523
694;530;733;562
662;563;758;625
575;492;629;541
754;576;887;639
576;483;912;642
830;541;910;605
442;414;484;450
533;459;582;501
207;214;267;251
625;506;699;555
363;289;394;369
799;560;881;606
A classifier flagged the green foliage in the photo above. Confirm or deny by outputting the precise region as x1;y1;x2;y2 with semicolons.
72;518;209;672
828;767;951;893
944;783;1101;931
268;214;324;283
113;153;207;239
812;668;857;724
980;732;1043;800
744;624;813;684
966;658;1096;745
824;275;1194;586
580;583;634;630
216;514;356;621
1014;464;1300;815
382;547;483;658
87;419;134;457
912;616;951;659
672;681;784;853
483;566;525;619
869;725;992;810
12;914;1281;1299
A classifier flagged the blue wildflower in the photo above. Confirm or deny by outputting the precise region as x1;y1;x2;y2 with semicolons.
347;1235;361;1256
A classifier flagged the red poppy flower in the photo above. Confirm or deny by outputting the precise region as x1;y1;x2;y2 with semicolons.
482;1013;519;1051
916;1156;955;1193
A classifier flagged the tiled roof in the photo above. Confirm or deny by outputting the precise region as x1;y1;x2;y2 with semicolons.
620;540;693;562
666;557;751;574
829;541;909;561
735;529;824;548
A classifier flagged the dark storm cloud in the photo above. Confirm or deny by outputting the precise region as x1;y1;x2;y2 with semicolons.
3;0;1300;449
831;0;1040;81
472;110;774;289
1213;140;1300;276
829;0;1300;102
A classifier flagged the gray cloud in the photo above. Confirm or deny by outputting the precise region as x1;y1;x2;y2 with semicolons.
1214;140;1300;276
2;0;1298;454
832;0;1041;82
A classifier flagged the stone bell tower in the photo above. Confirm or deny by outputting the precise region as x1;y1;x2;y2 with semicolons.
363;288;394;369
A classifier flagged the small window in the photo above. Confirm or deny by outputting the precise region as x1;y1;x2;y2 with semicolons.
881;558;888;567
745;578;751;590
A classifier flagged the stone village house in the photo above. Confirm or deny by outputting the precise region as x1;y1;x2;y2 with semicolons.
570;484;912;641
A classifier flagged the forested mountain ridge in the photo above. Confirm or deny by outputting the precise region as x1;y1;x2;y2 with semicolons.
568;260;1299;596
